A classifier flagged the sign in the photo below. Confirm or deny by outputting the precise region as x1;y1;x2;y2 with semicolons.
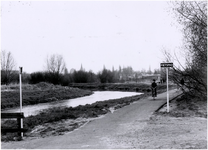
160;63;173;67
19;67;22;74
160;63;173;113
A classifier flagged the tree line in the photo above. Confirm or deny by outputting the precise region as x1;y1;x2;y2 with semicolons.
1;50;161;85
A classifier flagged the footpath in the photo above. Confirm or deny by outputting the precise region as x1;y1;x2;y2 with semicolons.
1;89;206;149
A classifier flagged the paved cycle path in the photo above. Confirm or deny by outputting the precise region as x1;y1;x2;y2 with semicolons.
2;89;180;149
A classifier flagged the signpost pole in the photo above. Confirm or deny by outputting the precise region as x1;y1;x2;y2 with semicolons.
166;67;169;112
161;63;172;113
19;67;23;137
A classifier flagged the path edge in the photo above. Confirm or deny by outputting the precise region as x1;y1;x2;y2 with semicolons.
155;92;184;112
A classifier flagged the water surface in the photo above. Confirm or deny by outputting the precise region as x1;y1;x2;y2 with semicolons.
2;91;142;117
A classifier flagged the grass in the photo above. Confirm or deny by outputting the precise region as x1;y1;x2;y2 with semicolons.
154;93;207;118
69;82;157;91
1;82;93;109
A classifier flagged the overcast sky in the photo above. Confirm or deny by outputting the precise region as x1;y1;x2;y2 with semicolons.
1;1;184;74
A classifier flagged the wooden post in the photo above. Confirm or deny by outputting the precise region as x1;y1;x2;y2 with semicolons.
17;118;21;136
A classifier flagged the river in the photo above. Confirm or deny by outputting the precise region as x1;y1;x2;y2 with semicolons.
2;91;142;117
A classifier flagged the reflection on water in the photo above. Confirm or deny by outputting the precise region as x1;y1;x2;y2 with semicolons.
2;91;142;117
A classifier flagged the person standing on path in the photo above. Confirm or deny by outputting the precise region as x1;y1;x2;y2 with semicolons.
151;79;157;100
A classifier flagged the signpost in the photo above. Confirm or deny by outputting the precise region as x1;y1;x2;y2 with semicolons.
19;67;23;137
160;63;173;112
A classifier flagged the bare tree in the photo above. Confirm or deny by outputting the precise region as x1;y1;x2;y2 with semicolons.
122;66;133;81
45;54;66;84
164;1;207;98
1;50;16;84
46;54;66;74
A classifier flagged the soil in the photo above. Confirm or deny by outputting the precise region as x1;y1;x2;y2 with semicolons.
141;115;207;149
26;117;91;139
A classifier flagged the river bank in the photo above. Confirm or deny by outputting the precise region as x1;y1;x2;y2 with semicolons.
1;82;174;110
1;82;175;142
68;82;168;92
1;82;93;110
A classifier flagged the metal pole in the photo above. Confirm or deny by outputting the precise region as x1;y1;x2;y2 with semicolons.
166;67;169;112
19;68;22;112
19;67;23;137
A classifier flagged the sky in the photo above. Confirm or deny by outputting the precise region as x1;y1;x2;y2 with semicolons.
1;1;184;74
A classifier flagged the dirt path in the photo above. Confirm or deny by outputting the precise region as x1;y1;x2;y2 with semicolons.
2;89;206;149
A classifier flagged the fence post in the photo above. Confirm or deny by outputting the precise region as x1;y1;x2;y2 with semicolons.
17;118;21;136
